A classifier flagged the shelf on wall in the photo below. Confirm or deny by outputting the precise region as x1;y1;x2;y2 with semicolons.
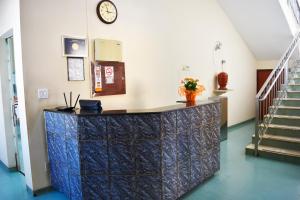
213;89;233;95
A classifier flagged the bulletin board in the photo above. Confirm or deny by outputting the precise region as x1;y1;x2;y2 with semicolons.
91;61;126;97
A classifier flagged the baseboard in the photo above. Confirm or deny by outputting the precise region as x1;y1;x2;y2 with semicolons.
26;185;53;197
0;160;17;172
228;118;255;129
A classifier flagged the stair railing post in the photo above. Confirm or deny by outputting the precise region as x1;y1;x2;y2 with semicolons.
255;99;259;156
284;63;289;88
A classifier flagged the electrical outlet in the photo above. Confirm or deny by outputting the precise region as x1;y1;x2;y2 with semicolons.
44;161;50;172
38;88;48;99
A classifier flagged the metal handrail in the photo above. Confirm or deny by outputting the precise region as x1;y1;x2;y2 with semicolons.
256;32;300;99
254;31;300;155
288;0;300;24
260;65;286;100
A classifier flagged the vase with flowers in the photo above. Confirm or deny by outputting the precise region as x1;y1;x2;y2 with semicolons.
179;77;205;103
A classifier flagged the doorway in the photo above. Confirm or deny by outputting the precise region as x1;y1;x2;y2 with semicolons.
257;69;272;93
5;37;24;174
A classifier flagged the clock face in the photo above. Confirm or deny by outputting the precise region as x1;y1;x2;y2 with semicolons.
97;0;118;24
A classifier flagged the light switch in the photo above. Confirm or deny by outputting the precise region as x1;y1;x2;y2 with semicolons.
38;88;48;99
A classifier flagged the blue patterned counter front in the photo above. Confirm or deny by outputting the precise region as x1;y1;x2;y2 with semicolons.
44;101;220;200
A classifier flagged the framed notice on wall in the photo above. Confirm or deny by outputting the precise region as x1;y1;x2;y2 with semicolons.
67;57;85;81
62;36;88;57
91;61;126;96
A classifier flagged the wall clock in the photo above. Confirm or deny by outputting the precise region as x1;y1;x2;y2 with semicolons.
96;0;118;24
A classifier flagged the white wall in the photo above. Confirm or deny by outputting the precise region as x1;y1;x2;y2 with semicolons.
257;60;278;69
218;0;293;60
20;0;257;190
0;0;33;190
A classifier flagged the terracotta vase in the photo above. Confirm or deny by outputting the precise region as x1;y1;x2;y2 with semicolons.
217;72;228;90
186;101;196;106
185;90;197;102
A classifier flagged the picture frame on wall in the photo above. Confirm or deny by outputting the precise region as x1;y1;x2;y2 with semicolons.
62;36;88;57
67;57;85;81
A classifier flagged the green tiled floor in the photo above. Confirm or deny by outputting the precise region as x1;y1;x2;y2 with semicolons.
0;120;299;200
183;120;300;200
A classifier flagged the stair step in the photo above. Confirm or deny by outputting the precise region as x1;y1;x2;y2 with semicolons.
287;90;300;92
267;114;300;126
267;114;300;119
273;106;300;115
252;133;300;143
278;98;300;106
261;134;300;151
287;91;300;98
263;134;300;143
279;98;300;101
288;84;300;85
263;124;300;138
261;123;300;130
245;144;300;164
291;77;300;84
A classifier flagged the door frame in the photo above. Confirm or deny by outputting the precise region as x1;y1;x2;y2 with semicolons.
5;36;24;174
0;29;24;174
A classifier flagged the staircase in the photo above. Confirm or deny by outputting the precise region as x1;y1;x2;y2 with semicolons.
245;32;300;164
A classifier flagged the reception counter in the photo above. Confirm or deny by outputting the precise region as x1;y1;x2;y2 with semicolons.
44;99;221;200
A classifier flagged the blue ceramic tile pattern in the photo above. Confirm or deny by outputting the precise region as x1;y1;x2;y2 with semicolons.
53;113;66;136
189;127;204;155
82;175;109;200
134;114;161;139
66;115;78;139
190;106;203;128
136;140;160;175
107;115;134;140
190;154;204;189
161;111;179;199
109;140;135;175
49;161;60;191
44;102;220;200
162;167;178;200
111;175;136;200
162;135;177;169
136;175;161;200
69;174;82;200
177;108;192;134
161;111;177;137
45;112;55;133
177;134;190;196
79;116;106;140
47;133;67;164
66;139;80;174
81;140;108;175
50;162;70;198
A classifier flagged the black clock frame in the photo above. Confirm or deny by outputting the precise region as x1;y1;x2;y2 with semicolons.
96;0;118;24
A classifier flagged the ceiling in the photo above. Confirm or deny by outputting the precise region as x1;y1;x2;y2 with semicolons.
217;0;294;60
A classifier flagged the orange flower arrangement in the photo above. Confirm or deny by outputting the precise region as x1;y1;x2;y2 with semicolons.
179;77;205;102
